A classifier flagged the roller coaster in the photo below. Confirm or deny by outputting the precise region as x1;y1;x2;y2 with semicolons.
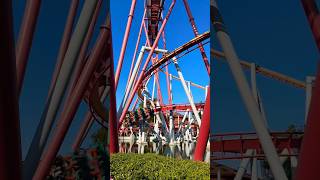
113;0;210;162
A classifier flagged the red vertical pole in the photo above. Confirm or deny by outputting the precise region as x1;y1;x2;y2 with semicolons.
114;0;137;89
194;87;210;161
301;0;320;48
295;1;320;179
33;27;109;180
16;0;42;94
109;38;119;153
154;56;164;105
0;1;22;179
118;0;176;127
182;0;210;75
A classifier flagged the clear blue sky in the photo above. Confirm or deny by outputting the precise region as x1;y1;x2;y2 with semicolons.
111;0;210;107
212;1;319;133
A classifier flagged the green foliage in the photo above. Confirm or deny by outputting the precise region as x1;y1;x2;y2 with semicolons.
110;153;210;179
287;124;297;133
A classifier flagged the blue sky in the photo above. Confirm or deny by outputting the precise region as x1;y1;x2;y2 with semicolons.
212;1;319;133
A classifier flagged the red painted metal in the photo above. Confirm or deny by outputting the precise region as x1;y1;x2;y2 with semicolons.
295;67;320;180
296;1;320;179
142;31;210;80
131;97;139;110
33;26;110;179
162;31;173;105
115;0;137;88
210;132;303;160
118;0;177;127
70;1;103;151
301;0;320;49
16;0;42;94
182;0;210;75
143;19;152;46
153;103;205;112
0;1;22;179
146;0;165;45
194;87;210;161
109;31;119;154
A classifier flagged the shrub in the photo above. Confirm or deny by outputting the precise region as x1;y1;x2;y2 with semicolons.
110;153;209;179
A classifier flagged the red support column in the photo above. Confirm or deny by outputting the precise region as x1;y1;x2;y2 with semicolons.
109;42;119;153
194;87;210;161
162;31;173;105
0;1;22;179
16;0;42;94
125;9;147;91
70;0;102;92
114;0;137;89
182;0;210;75
296;1;320;179
33;26;110;179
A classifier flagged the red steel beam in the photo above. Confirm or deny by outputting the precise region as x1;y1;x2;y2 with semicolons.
154;57;164;105
210;132;303;154
296;1;320;179
33;26;110;179
71;112;93;151
0;1;22;179
115;0;137;88
109;21;119;153
142;31;210;80
182;0;210;75
301;0;320;48
16;0;42;94
69;0;103;152
194;87;210;161
125;9;147;91
211;154;299;161
70;0;103;92
295;67;320;180
153;103;205;112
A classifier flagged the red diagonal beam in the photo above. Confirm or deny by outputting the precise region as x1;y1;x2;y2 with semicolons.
16;0;42;94
0;1;22;179
194;87;210;161
296;1;320;179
